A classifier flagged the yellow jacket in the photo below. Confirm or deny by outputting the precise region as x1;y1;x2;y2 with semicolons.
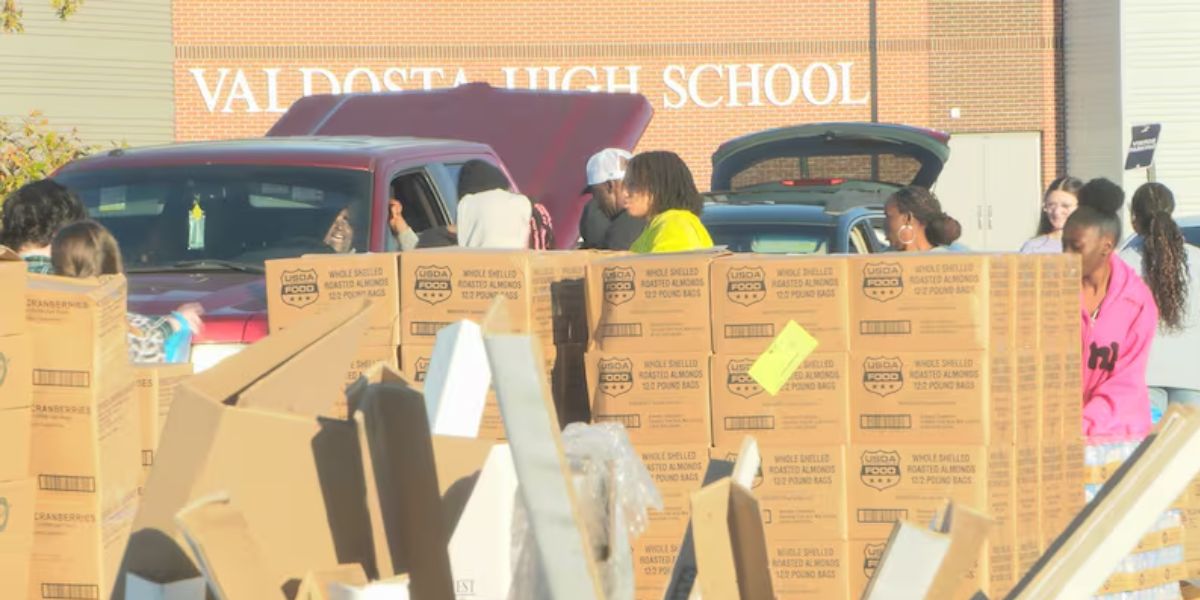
629;209;714;254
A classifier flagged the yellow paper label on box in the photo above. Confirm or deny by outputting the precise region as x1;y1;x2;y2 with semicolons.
749;320;819;396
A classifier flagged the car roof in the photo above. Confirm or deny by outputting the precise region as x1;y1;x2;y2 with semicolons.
1177;214;1200;227
55;136;493;174
701;201;879;225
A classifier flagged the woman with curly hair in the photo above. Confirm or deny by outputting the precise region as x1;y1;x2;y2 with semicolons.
1119;182;1200;413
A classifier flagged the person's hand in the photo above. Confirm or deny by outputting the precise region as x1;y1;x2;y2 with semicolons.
389;200;410;235
171;303;205;336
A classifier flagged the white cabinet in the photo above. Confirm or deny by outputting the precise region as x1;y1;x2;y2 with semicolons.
934;132;1044;252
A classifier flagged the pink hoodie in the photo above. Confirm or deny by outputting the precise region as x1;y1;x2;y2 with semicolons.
1080;253;1158;441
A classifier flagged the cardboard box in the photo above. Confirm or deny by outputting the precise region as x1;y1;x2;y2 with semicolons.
29;491;140;600
266;252;402;346
399;249;562;347
849;350;991;443
0;478;35;600
846;444;1007;540
0;333;32;411
26;275;131;399
850;535;1014;600
710;255;850;354
400;344;561;441
1062;437;1086;537
688;478;775;600
1015;351;1042;447
0;406;32;483
118;301;385;597
586;351;712;445
631;537;680;600
0;259;26;336
1014;255;1040;351
849;254;1008;352
133;367;158;493
152;363;193;438
341;345;401;416
586;252;716;353
1016;444;1042;573
710;353;850;447
532;251;590;346
637;445;710;541
991;352;1016;446
763;538;850;600
1041;443;1065;547
710;445;848;540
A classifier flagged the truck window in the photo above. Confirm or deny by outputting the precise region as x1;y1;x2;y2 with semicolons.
390;171;441;234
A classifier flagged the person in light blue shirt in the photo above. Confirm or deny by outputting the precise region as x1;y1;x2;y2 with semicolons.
1118;182;1200;420
1021;176;1083;254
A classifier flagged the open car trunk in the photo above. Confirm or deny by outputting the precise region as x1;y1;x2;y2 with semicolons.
711;123;951;192
267;83;654;248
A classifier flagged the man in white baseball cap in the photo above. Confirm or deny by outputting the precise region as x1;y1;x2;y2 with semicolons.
579;147;645;249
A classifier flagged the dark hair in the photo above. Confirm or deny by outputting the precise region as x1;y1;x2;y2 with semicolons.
0;179;86;251
51;220;123;278
457;160;510;199
1064;206;1122;246
1132;182;1189;332
888;185;962;246
1076;177;1125;234
1036;176;1084;235
623;151;703;216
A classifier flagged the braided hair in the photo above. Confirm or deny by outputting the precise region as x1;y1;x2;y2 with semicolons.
1132;182;1190;332
889;186;962;247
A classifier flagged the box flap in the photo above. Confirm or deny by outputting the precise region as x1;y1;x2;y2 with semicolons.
662;455;737;599
187;300;370;416
351;365;454;600
861;521;951;600
294;564;369;600
430;435;495;537
482;300;604;600
327;575;410;600
423;320;491;437
448;444;517;598
690;478;774;600
0;477;36;600
927;502;993;599
175;494;279;600
122;389;378;597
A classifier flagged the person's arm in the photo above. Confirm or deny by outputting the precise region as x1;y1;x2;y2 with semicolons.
396;228;419;251
1082;301;1158;437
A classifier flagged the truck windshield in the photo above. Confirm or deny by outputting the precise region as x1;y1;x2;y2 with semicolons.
55;165;373;271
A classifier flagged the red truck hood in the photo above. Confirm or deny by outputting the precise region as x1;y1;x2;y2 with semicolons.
126;272;267;343
266;83;654;248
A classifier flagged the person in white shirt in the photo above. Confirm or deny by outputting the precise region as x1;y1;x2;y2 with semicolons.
1020;176;1082;253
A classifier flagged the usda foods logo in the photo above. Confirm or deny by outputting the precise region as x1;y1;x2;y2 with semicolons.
860;450;902;491
414;265;453;305
602;267;636;306
862;262;903;302
598;357;634;397
280;269;319;308
862;357;904;397
726;359;762;399
863;543;885;578
726;266;766;307
413;357;431;382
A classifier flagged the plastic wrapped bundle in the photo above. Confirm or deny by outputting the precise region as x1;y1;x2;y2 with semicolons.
508;423;664;600
1087;439;1185;599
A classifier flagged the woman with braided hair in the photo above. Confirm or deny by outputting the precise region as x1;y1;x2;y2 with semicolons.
881;185;964;252
1119;182;1200;414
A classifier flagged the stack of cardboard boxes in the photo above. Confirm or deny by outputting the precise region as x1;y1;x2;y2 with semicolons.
266;249;592;437
0;266;147;600
586;251;1085;599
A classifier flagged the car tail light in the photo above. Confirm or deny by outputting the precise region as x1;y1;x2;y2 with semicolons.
781;178;846;186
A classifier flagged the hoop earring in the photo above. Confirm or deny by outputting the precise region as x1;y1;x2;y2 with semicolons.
898;224;916;247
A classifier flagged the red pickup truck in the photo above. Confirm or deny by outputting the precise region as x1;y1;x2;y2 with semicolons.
52;84;652;370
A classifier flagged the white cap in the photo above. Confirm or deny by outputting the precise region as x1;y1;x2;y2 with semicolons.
585;148;633;187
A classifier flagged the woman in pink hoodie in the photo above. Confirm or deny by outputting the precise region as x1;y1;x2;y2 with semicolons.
1064;178;1158;440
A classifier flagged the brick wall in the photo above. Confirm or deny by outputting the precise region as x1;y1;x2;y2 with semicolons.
173;0;1063;188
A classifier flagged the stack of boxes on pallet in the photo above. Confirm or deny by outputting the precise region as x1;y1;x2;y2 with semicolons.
265;249;592;437
585;251;1086;599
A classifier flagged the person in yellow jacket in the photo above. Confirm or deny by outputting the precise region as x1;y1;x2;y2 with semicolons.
623;150;714;253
